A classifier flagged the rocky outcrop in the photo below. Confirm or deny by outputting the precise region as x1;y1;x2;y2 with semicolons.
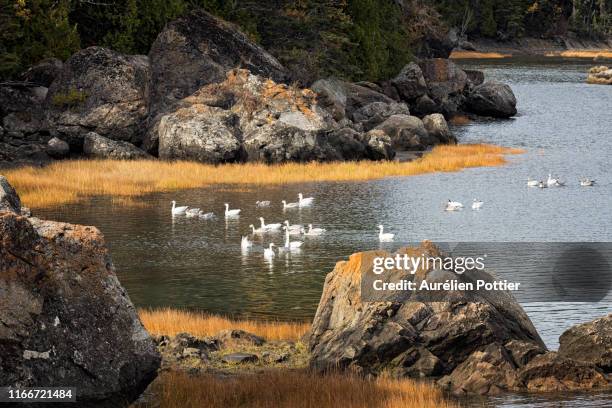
558;314;612;373
587;66;612;85
308;244;611;395
466;81;518;118
390;63;428;101
0;175;21;214
146;9;288;152
83;132;151;160
46;46;150;148
375;114;437;150
0;179;160;406
157;69;393;163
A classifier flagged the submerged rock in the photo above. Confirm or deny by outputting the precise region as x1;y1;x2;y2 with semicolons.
0;180;160;406
466;81;517;118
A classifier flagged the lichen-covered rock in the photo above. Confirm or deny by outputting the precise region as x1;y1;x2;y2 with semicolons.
46;137;70;159
311;78;395;122
83;132;151;160
0;176;21;214
157;69;391;164
558;314;612;373
0;204;160;405
146;8;288;149
466;81;517;118
351;102;410;131
158;105;243;163
375;114;432;150
422;113;455;144
391;63;428;101
46;46;150;148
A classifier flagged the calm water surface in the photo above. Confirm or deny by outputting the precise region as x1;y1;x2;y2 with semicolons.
38;58;611;407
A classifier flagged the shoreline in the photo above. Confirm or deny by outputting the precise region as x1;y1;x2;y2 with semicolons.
3;144;523;209
451;36;612;59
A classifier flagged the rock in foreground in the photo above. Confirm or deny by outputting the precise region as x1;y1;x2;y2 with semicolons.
558;314;612;373
0;179;160;406
308;244;610;395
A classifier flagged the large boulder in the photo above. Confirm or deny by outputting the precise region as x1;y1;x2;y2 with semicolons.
390;63;428;101
46;137;70;159
157;69;390;164
0;176;21;214
375;114;433;150
0;185;160;405
466;81;517;118
0;81;47;135
146;9;288;152
308;244;546;378
558;314;612;373
83;132;151;160
311;78;395;122
422;113;455;144
418;59;468;99
46;46;150;148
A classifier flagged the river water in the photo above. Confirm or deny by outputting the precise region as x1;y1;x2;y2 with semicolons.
38;58;611;407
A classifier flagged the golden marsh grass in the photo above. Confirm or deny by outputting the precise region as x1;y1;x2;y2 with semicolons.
139;308;310;341
137;370;457;408
450;50;511;59
546;50;612;59
4;144;523;209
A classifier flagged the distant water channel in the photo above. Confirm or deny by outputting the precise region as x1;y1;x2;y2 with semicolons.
39;57;611;407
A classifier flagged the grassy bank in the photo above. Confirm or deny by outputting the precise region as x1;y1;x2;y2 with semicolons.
4;144;522;209
135;370;457;408
139;308;310;342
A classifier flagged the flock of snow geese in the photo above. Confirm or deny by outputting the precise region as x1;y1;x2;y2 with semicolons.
170;172;597;259
445;174;596;212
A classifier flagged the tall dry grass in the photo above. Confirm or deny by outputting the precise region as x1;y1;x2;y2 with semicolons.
450;50;510;59
136;370;457;408
4;144;522;208
546;50;612;59
139;308;310;341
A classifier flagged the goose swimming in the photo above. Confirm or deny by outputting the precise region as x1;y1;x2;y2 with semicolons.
547;174;565;187
282;200;299;209
580;178;596;187
527;178;539;187
298;193;314;207
378;225;394;242
256;200;271;207
185;208;202;218
224;203;241;217
284;220;303;231
471;199;484;210
283;228;303;249
171;200;189;215
199;212;215;220
303;224;326;236
260;217;282;231
241;236;253;250
264;243;276;258
445;200;463;211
